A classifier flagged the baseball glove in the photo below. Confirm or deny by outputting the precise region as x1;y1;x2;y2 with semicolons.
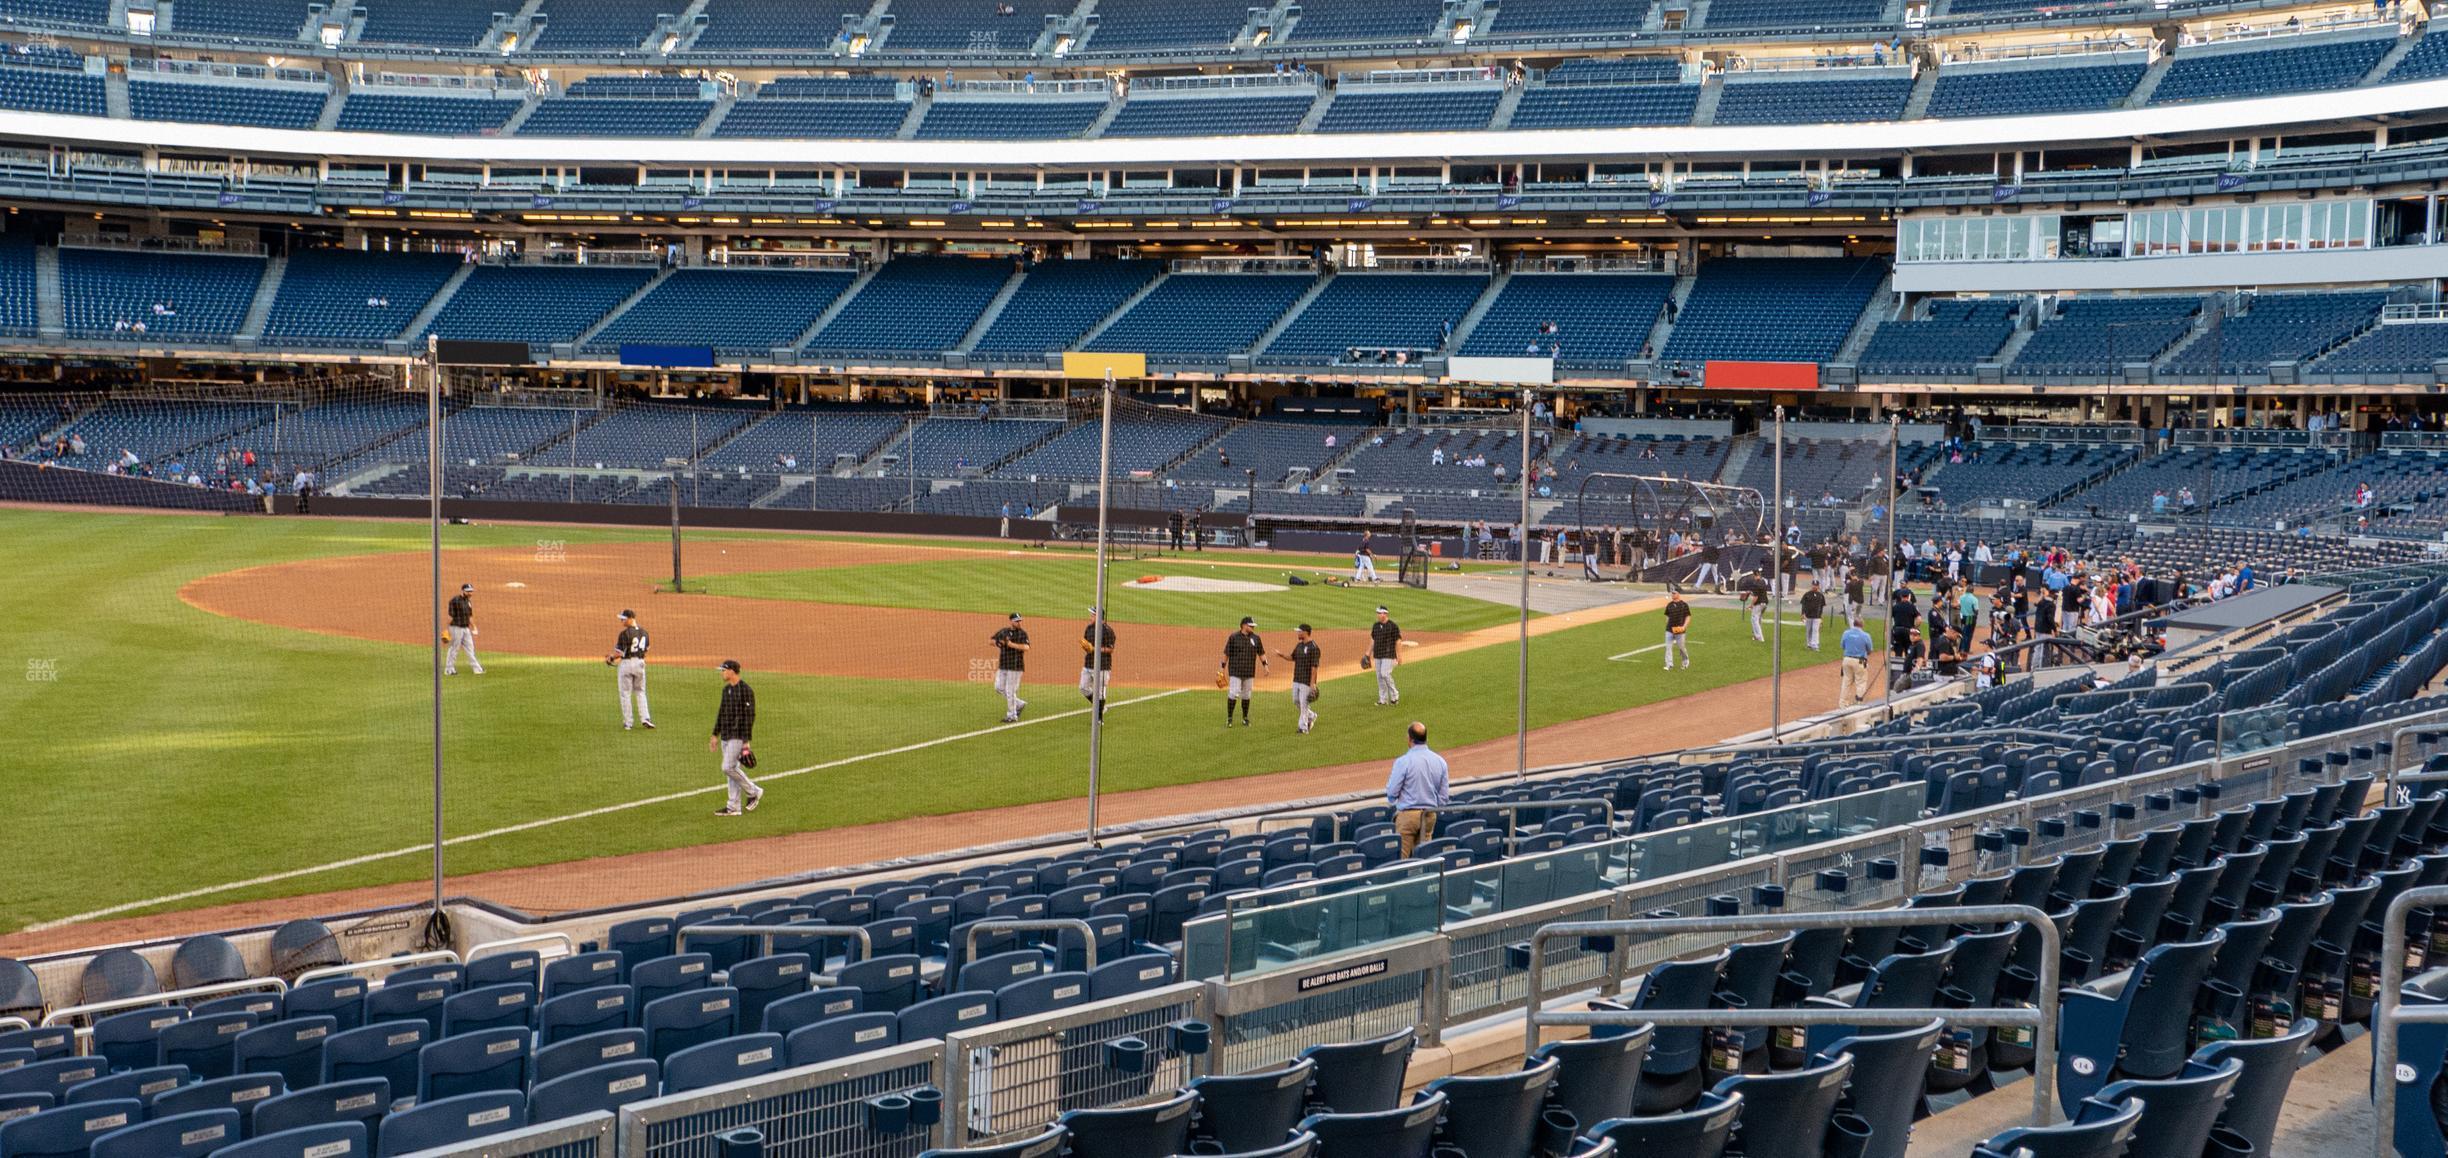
1359;655;1374;671
739;746;758;770
1214;670;1229;689
604;653;620;666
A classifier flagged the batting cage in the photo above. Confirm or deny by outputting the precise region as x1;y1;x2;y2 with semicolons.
0;370;1860;952
1567;472;1769;585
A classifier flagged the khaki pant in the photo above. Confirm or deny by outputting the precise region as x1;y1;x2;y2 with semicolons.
1838;657;1870;708
1395;809;1438;858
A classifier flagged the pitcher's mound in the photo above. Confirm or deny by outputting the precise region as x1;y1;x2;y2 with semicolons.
1128;575;1282;594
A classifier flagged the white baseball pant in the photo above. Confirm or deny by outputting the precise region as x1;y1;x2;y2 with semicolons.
617;658;650;727
1293;683;1316;732
993;669;1026;719
719;739;759;810
445;626;483;674
1374;657;1399;704
1664;629;1690;668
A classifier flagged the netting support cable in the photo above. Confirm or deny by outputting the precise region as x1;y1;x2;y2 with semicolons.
1516;389;1532;784
424;337;445;920
1770;404;1786;742
1087;371;1115;846
1883;412;1900;724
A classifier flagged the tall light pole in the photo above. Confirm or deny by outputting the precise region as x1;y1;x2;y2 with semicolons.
1516;387;1532;783
1086;371;1115;845
1882;411;1900;722
1246;467;1258;549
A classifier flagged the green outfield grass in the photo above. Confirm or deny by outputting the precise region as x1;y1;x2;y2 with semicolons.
683;555;1528;631
0;507;1841;932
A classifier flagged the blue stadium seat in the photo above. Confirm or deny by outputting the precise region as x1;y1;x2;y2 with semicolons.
1583;1090;1742;1152
334;92;522;135
128;78;324;128
1186;1059;1313;1153
899;992;995;1043
363;980;451;1041
1087;274;1316;365
804;256;1011;358
90;1007;186;1072
1660;258;1886;366
281;978;366;1032
784;1012;900;1067
1715;75;1911;124
63;1065;188;1107
88;1108;239;1158
1058;1088;1197;1158
1316;88;1500;133
1970;1095;2140;1158
760;987;865;1036
916;1124;1068;1158
375;1091;525;1157
153;1008;258;1082
0;61;106;116
1713;1053;1852;1158
518;96;712;137
915;99;1105;140
414;1026;530;1103
1420;1057;1558;1158
532;1029;650;1087
0;1098;144;1158
639;988;739;1064
1104;94;1314;137
234;1018;336;1092
1296;1094;1444;1157
536;986;632;1046
1532;1027;1650;1136
440;983;535;1038
1928;60;2146;118
832;956;925;1014
211;1123;370;1158
320;1021;428;1096
543;951;626;998
629;954;714;1011
1300;1028;1414;1115
2151;35;2394;105
661;1033;782;1095
527;1059;660;1126
147;1072;285;1138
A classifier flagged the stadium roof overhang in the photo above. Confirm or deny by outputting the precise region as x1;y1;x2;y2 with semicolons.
2;79;2442;170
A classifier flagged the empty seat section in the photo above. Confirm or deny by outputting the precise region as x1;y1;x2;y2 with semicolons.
914;99;1105;140
693;0;866;51
713;96;911;138
1259;274;1485;366
1085;274;1315;365
526;0;667;51
1714;75;1912;124
590;268;857;357
0;59;106;115
0;239;38;335
520;83;712;137
970;260;1161;356
803;257;1009;358
1170;415;1369;486
127;77;325;128
335;93;524;135
2010;296;2202;375
1078;0;1253;51
1459;274;1674;370
1927;59;2147;118
1510;83;1699;129
355;0;500;46
261;250;462;348
2314;320;2448;375
1660;257;1886;365
418;265;656;348
1857;300;2019;375
1316;88;1500;133
1706;0;1883;26
1281;0;1445;42
2151;35;2395;104
170;0;309;38
2389;28;2448;82
59;248;266;341
1480;0;1646;36
875;0;1074;51
1103;94;1314;138
2162;291;2388;376
995;409;1227;480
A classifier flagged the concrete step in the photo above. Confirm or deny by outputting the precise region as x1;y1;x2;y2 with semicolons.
400;262;476;346
2125;50;2174;107
1446;268;1512;354
696;93;733;138
1247;270;1335;361
896;94;929;139
236;254;287;341
569;267;675;352
34;244;61;336
1075;268;1170;349
955;264;1030;353
792;263;881;350
1692;73;1724;126
1489;83;1524;130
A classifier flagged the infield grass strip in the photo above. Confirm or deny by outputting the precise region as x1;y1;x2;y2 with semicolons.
0;507;1836;931
678;556;1527;631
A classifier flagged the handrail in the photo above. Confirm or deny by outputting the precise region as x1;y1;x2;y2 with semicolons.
1256;797;1616;847
296;950;463;988
960;919;1099;973
675;923;873;964
0;1016;28;1033
2383;711;2448;790
2050;680;2215;714
1526;904;2061;1126
464;932;576;963
2371;882;2448;1158
42;976;289;1030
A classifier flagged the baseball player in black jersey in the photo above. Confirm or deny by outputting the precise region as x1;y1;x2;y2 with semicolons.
1369;606;1403;705
443;582;484;675
989;613;1031;723
1800;581;1827;651
1741;572;1771;642
1220;616;1268;727
1278;624;1323;734
709;659;760;816
1662;586;1692;670
609;609;653;729
1080;612;1116;720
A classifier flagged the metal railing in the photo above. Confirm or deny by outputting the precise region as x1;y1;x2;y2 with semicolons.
617;1039;946;1156
297;950;461;988
465;932;575;963
42;976;289;1031
676;923;873;963
2384;714;2448;791
1526;905;2062;1126
392;1110;614;1156
937;980;1208;1146
962;919;1098;972
2371;882;2448;1158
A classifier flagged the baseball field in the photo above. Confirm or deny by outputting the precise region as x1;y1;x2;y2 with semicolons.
0;505;1848;943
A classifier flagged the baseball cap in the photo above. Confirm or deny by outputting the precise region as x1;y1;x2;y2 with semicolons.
619;609;635;620
1298;623;1313;633
718;659;741;673
1240;616;1255;627
460;583;474;592
1375;605;1389;614
1009;612;1023;621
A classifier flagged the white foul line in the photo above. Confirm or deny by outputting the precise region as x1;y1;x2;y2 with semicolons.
25;687;1194;933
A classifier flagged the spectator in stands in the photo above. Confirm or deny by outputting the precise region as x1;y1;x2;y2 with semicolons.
2179;486;2198;512
1893;627;1926;691
1386;720;1449;858
65;433;85;456
2153;490;2170;515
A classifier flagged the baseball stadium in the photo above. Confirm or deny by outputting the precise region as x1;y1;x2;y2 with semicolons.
4;0;2448;1154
